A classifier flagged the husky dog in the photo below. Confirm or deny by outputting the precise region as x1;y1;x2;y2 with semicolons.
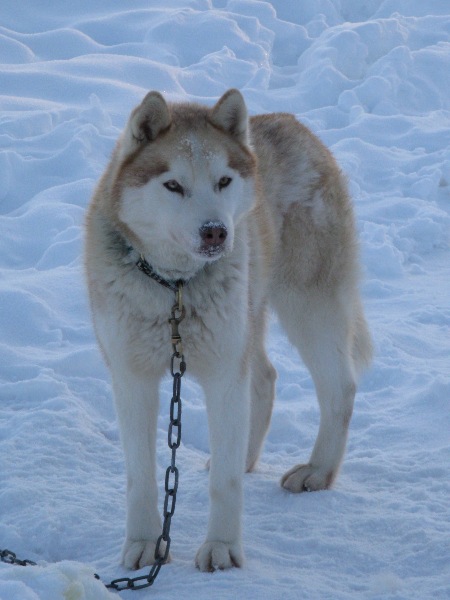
85;89;372;572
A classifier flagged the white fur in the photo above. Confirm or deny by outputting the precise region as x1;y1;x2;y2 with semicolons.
85;89;372;573
118;152;252;281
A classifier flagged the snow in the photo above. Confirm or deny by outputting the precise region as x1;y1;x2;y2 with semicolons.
1;1;449;598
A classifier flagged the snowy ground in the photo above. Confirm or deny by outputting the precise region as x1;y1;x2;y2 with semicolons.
1;1;449;599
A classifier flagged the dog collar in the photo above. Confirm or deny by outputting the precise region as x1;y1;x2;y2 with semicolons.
136;254;188;292
109;229;188;292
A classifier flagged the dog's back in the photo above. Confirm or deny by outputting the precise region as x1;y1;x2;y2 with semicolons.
250;113;372;373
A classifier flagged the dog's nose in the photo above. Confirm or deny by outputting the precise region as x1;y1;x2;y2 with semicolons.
199;221;228;246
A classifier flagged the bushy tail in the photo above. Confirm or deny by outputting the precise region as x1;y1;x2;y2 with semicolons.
352;299;373;377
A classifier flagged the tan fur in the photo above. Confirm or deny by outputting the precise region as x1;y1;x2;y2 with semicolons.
85;89;372;572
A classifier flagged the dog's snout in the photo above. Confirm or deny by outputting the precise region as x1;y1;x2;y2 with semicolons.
199;221;228;247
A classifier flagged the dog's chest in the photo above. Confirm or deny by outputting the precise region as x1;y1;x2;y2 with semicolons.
122;286;242;377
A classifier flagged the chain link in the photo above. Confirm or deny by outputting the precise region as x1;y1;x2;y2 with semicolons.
1;549;36;567
105;283;186;592
2;284;186;594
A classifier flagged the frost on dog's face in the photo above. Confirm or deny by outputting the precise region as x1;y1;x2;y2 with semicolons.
112;90;256;279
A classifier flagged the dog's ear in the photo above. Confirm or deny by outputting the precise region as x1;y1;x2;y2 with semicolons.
121;92;171;155
132;92;171;142
210;89;248;144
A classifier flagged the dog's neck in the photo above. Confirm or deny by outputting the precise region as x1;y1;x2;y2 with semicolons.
135;254;187;292
109;229;190;292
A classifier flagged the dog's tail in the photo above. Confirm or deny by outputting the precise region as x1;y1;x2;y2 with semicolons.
352;298;373;377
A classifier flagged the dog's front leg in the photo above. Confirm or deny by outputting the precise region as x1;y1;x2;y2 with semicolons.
111;372;163;570
195;368;250;572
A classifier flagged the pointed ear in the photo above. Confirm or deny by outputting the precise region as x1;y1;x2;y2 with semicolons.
209;89;249;144
121;91;171;155
131;91;171;142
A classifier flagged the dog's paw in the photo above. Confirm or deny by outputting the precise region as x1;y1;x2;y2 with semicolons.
281;463;335;493
195;541;243;572
122;538;170;570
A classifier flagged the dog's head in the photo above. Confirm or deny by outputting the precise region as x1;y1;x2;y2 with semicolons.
110;89;256;280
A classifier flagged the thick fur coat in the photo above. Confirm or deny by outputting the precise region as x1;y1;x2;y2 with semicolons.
85;89;372;572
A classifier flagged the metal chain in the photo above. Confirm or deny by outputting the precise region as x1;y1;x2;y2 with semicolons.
104;283;186;592
1;549;36;567
2;284;186;594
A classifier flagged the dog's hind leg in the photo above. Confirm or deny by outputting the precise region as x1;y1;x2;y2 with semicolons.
246;305;277;472
272;288;359;492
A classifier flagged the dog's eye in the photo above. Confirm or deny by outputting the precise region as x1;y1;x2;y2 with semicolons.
218;176;232;191
164;180;184;195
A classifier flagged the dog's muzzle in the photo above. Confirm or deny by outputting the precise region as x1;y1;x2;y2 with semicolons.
198;221;228;257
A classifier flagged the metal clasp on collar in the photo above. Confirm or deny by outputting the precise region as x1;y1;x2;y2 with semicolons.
169;284;186;356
